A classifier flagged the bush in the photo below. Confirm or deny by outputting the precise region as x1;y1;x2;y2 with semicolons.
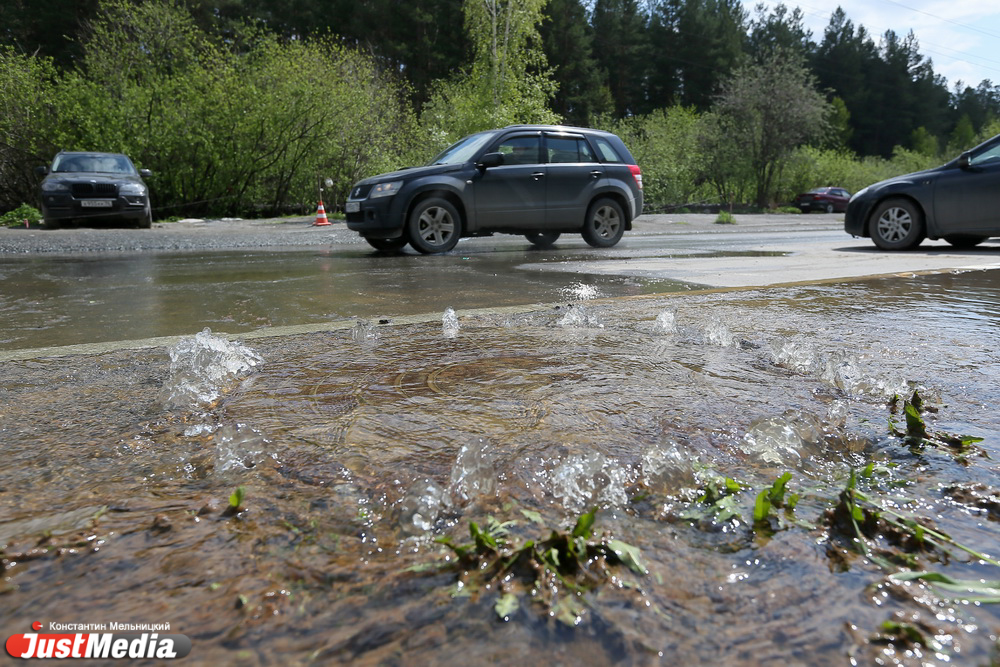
715;210;736;224
0;203;42;227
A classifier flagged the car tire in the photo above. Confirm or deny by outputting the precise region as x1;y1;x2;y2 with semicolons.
870;198;925;250
43;218;59;230
407;197;462;254
366;236;408;253
524;231;561;248
824;203;834;214
944;235;988;249
138;204;152;229
582;198;625;248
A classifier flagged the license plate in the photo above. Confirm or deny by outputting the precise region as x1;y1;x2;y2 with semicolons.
346;202;360;213
81;200;113;208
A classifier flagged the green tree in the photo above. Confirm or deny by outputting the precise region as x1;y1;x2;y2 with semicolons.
825;96;852;149
592;0;650;116
421;0;558;143
909;126;938;157
673;0;747;110
948;114;976;154
540;0;610;125
746;2;813;62
811;8;879;156
0;47;59;211
608;106;708;209
706;49;830;208
0;0;100;70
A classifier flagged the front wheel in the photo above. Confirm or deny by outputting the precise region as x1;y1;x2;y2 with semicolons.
944;235;988;249
407;197;462;254
870;198;925;250
137;203;152;229
365;236;408;253
581;198;625;248
824;203;834;214
524;231;561;248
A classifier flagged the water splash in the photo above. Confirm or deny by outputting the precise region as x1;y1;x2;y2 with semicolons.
442;307;460;338
739;410;826;465
449;438;498;503
654;309;678;334
396;479;452;534
214;422;270;473
704;315;735;347
351;319;379;345
557;304;604;329
162;328;263;409
560;282;600;301
771;340;909;399
549;452;631;513
641;442;695;492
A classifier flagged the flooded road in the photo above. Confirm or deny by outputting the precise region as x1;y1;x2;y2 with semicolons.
2;216;1000;664
0;246;690;352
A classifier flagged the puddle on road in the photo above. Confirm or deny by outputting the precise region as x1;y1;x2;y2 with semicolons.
0;249;694;352
2;271;1000;665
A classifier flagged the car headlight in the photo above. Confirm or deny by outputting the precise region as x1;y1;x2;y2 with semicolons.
370;181;403;198
849;187;868;202
41;180;70;193
119;183;147;196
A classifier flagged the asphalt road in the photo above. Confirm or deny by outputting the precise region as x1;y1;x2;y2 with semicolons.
4;212;1000;289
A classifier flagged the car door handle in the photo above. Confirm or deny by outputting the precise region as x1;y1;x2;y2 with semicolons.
531;172;545;181
590;170;602;179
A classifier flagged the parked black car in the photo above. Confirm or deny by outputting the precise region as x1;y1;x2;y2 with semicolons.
36;151;152;229
845;133;1000;250
345;125;643;253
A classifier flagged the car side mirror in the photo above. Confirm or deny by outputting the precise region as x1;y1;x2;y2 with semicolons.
34;166;49;177
477;152;504;169
139;168;152;178
957;152;971;169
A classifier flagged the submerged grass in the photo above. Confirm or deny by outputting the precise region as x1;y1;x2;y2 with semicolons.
434;509;648;625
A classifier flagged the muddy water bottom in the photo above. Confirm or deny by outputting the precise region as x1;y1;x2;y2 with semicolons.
2;271;1000;665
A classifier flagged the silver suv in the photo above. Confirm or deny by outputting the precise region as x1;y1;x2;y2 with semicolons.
345;125;643;253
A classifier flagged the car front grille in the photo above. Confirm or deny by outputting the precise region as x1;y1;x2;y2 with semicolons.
72;183;118;197
349;184;373;200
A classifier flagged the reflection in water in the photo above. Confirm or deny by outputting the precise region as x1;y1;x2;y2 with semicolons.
1;270;999;665
0;250;687;351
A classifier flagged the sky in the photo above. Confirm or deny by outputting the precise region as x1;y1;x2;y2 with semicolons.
748;0;1000;90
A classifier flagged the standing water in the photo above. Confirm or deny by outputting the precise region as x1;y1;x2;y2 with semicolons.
1;270;999;665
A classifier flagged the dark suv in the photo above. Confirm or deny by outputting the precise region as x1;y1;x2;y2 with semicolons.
345;125;643;253
36;151;153;229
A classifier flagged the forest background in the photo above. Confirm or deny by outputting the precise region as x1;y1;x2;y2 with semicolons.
3;0;1000;219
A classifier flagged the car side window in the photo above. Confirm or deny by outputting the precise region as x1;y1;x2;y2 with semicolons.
592;137;623;163
494;136;541;165
546;136;596;163
970;143;1000;167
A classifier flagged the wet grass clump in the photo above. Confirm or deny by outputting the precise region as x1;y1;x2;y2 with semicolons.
433;509;647;626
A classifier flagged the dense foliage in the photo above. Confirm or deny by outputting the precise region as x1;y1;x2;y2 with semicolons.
2;0;999;217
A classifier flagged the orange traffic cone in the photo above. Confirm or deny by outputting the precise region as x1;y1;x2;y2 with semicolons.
313;200;331;226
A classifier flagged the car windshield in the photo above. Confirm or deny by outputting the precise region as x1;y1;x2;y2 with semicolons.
52;154;136;175
429;132;494;165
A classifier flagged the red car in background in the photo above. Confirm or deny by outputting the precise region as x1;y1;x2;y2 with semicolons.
794;186;851;213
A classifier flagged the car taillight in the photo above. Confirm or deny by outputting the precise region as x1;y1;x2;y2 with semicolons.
629;164;643;189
